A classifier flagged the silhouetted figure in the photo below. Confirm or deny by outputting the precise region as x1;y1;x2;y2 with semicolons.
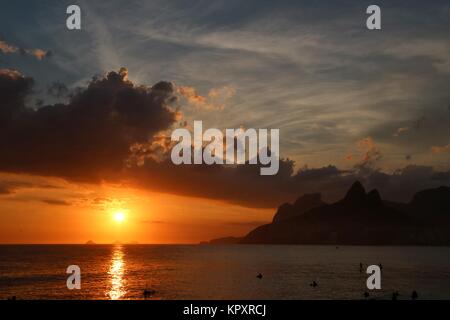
392;291;400;300
310;281;318;288
360;263;363;273
256;273;263;279
363;291;370;299
143;289;156;299
411;291;418;300
7;296;16;300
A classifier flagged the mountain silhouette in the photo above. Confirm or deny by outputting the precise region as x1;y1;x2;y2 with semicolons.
344;181;367;203
208;181;450;245
272;193;325;223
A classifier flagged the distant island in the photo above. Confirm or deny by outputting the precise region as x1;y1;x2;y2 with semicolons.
204;181;450;245
85;240;96;245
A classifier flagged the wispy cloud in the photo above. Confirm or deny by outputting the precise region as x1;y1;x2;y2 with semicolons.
176;85;235;110
0;40;51;60
346;137;382;169
40;199;71;206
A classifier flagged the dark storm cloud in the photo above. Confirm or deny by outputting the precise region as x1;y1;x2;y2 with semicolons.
0;68;178;181
131;156;450;207
131;156;298;208
0;69;33;115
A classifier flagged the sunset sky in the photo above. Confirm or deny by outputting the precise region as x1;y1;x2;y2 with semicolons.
1;0;449;243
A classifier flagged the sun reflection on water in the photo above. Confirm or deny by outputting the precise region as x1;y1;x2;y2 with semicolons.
108;245;126;300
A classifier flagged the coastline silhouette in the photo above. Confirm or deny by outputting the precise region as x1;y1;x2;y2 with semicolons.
206;181;450;245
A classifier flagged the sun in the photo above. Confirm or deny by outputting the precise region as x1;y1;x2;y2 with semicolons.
113;211;125;223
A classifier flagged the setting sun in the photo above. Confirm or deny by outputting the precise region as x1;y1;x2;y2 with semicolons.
113;211;125;223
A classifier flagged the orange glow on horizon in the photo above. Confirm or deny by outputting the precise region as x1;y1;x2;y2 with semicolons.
0;172;274;244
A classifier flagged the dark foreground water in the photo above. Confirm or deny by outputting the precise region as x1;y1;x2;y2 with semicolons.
1;245;450;300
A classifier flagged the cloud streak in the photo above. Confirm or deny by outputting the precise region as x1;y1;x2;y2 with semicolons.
40;199;71;206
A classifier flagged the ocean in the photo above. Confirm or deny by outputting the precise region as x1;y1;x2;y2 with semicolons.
1;245;450;300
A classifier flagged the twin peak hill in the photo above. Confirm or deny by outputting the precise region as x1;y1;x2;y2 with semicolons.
205;181;450;245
